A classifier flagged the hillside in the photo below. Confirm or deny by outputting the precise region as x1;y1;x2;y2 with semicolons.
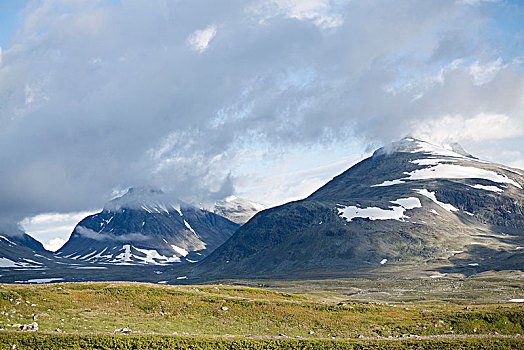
189;138;524;280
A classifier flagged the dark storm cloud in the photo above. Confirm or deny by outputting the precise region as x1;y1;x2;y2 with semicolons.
0;0;522;230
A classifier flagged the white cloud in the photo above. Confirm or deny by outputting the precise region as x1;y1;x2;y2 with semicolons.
0;0;522;236
510;158;524;170
187;24;217;53
236;145;367;206
253;0;345;29
463;113;523;141
43;237;66;252
21;210;98;244
472;148;524;171
21;211;95;226
412;113;523;143
469;58;504;85
459;0;500;5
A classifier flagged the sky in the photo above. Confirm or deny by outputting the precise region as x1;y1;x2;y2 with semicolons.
0;0;523;250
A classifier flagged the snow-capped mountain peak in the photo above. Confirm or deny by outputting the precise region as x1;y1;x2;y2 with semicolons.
194;137;523;280
103;187;185;215
374;137;475;159
57;186;240;267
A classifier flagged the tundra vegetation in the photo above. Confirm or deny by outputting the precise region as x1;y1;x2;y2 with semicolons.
0;278;522;349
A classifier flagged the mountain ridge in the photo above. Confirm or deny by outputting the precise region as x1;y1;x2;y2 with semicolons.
1;138;522;283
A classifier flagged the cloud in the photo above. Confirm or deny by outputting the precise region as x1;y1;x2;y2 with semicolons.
252;0;345;29
235;145;368;206
21;211;97;226
412;113;523;143
75;226;149;242
0;219;25;237
187;24;217;52
0;0;521;228
459;0;500;5
469;58;504;85
20;210;98;245
44;237;67;252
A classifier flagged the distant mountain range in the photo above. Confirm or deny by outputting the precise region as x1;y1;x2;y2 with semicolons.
0;188;266;283
1;138;522;283
190;138;523;280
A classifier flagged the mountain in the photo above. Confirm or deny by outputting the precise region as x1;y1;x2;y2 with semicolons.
56;188;239;266
0;228;49;269
211;196;267;224
0;226;85;283
191;138;524;280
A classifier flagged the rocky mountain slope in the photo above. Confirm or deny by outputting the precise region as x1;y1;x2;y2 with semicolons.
0;226;99;283
0;229;49;270
190;138;524;280
56;188;239;266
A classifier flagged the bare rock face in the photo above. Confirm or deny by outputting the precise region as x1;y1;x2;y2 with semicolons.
194;138;524;280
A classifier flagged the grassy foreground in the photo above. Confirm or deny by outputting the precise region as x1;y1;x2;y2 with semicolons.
0;281;522;348
0;332;523;350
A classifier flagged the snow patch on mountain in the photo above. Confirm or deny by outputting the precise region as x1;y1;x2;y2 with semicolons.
0;257;41;268
411;158;454;166
103;245;184;265
407;164;520;188
171;244;189;257
467;184;505;193
415;189;458;212
0;257;20;268
376;138;476;160
373;179;406;187
374;163;521;189
183;220;197;236
112;244;133;265
338;197;421;222
133;247;181;264
410;140;475;159
86;248;113;261
390;197;422;209
0;235;16;245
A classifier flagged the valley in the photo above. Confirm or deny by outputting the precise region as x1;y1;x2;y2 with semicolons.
0;138;522;348
0;280;523;349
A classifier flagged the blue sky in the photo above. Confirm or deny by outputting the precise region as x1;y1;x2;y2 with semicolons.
1;0;523;250
0;0;28;48
487;0;524;60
